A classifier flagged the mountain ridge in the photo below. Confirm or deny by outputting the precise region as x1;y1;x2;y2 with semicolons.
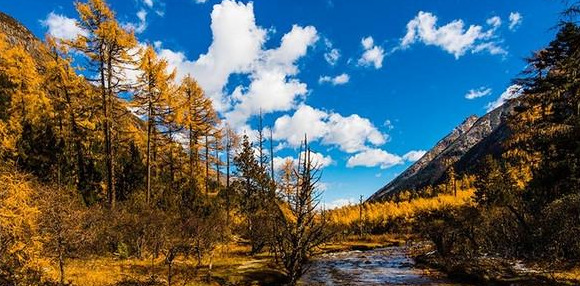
369;99;517;201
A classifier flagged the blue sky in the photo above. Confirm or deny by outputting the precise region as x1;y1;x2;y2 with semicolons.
1;0;566;207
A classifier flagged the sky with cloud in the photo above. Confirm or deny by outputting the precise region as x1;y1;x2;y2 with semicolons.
2;0;565;208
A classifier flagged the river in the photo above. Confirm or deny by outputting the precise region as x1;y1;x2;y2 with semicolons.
299;246;470;286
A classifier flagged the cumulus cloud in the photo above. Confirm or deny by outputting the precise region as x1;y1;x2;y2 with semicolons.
346;149;404;169
325;198;356;209
486;84;522;112
272;105;329;146
158;0;267;112
402;150;427;162
319;73;350;85
123;9;148;34
272;105;387;153
400;11;506;58
273;151;333;171
509;12;523;31
465;87;492;99
224;24;318;128
157;1;318;129
358;36;385;69
41;12;87;41
347;148;426;169
323;113;387;153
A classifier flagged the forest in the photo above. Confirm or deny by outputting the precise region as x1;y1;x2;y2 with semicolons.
1;0;580;285
0;0;330;285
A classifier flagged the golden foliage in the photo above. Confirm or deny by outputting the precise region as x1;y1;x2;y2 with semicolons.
0;33;51;156
328;182;475;232
0;166;43;282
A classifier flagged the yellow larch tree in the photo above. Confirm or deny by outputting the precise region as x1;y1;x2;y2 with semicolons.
0;32;51;159
71;0;137;209
44;36;101;203
133;45;176;205
178;75;219;193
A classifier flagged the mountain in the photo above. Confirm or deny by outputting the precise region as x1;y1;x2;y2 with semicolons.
0;12;46;59
369;99;517;201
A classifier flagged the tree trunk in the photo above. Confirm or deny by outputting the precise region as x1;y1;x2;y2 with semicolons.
167;262;172;286
205;135;209;195
58;242;65;286
146;104;152;205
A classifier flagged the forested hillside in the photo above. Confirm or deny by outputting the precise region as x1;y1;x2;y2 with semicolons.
0;1;330;285
338;7;580;282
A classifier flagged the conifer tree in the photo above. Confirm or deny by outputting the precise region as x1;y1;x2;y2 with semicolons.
133;45;176;204
178;75;218;193
44;37;100;203
0;33;51;158
71;0;137;208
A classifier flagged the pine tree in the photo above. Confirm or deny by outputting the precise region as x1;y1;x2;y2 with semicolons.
233;134;269;254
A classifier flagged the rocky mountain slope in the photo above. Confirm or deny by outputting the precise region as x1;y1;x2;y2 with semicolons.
0;12;45;58
369;99;517;201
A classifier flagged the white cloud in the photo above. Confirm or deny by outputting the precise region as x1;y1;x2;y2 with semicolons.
143;0;153;8
273;151;333;171
346;148;426;169
465;87;492;99
323;113;387;153
402;150;427;162
157;1;318;129
384;119;394;130
509;12;523;31
158;0;267;112
400;11;506;58
346;149;404;169
41;12;87;41
325;198;356;209
323;38;341;66
272;105;387;153
272;105;331;146
195;0;208;3
358;36;384;69
324;48;340;65
224;24;318;128
123;9;148;34
319;73;350;85
486;84;522;112
486;16;502;29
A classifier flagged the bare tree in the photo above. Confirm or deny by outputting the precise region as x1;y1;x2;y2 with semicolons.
272;136;332;285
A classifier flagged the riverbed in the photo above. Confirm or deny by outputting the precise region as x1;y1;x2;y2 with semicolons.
299;246;469;285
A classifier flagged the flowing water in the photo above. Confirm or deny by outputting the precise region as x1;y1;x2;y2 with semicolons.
299;246;470;286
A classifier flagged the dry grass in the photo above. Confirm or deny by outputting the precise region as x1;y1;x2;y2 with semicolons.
320;234;409;253
547;265;580;284
42;244;285;286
